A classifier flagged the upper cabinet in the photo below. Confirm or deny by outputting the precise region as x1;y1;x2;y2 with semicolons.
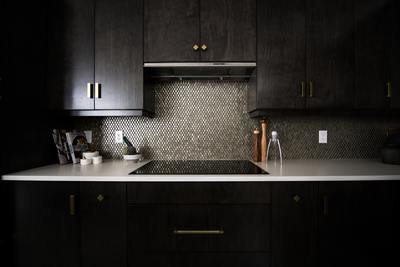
355;0;399;110
47;0;154;116
251;0;354;115
144;0;256;62
251;0;399;116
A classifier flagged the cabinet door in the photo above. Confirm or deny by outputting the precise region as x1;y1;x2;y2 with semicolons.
200;0;256;62
306;0;354;109
144;0;200;62
355;0;391;109
317;182;400;267
13;182;80;267
256;0;306;110
271;183;316;267
390;0;400;109
47;0;95;110
80;183;127;267
95;0;144;110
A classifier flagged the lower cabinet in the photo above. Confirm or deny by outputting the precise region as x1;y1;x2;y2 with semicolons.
10;181;400;267
80;183;127;267
317;182;400;267
12;182;80;267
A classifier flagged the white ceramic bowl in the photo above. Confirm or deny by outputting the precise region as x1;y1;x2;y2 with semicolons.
123;154;142;162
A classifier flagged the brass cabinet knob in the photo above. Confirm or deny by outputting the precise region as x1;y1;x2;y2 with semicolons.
201;44;208;51
97;194;105;202
193;44;199;51
293;195;302;203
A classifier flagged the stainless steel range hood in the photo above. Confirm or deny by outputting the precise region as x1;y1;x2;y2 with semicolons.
144;62;256;80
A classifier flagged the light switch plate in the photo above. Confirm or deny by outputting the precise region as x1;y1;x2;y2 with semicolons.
319;130;328;144
115;131;123;143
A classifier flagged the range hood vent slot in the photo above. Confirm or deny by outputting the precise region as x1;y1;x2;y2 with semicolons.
144;62;256;81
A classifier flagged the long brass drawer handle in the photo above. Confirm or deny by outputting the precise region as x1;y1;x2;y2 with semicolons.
386;82;392;98
173;229;224;235
309;81;314;98
69;194;76;216
301;81;305;97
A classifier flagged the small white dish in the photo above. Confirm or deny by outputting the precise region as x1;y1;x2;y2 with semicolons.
123;154;142;162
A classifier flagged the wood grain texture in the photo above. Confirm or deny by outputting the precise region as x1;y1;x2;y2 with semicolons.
47;0;95;110
80;183;127;267
390;0;400;109
129;252;270;267
355;0;391;109
144;0;200;62
13;182;80;267
317;182;400;267
127;183;271;204
95;0;144;110
128;204;270;252
306;0;355;109
256;0;306;109
200;0;256;62
271;183;316;267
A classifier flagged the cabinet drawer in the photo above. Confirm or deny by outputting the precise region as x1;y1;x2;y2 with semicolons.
129;252;270;267
128;204;270;252
127;183;271;204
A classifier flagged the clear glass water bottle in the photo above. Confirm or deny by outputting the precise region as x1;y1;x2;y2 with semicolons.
266;131;282;166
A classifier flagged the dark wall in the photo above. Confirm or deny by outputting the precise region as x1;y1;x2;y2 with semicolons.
1;1;58;266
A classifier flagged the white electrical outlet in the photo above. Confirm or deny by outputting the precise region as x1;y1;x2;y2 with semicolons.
115;131;123;143
319;130;328;144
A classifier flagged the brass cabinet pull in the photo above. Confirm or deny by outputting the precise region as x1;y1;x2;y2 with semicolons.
69;194;76;216
173;228;224;235
309;81;314;98
87;83;93;98
201;44;208;51
97;194;105;202
323;195;328;216
301;81;305;97
95;83;101;98
293;194;302;203
192;44;199;51
386;82;392;98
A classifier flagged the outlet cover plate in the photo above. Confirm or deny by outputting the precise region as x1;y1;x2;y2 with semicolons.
319;130;328;144
115;131;123;143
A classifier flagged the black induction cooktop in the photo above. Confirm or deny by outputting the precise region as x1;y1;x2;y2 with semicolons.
130;160;268;175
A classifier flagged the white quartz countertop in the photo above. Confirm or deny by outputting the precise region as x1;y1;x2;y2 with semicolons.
2;159;400;182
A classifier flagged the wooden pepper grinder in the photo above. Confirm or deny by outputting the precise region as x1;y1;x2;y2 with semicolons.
252;128;261;162
260;119;268;161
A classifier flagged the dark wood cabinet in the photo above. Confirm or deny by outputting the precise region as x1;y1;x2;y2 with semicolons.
389;0;400;109
10;181;400;267
317;182;400;267
80;183;127;267
144;0;200;62
306;0;354;109
271;183;316;267
254;0;306;111
47;0;153;115
200;0;256;62
144;0;256;62
94;0;144;110
47;0;95;111
253;0;355;114
12;182;80;267
354;0;392;110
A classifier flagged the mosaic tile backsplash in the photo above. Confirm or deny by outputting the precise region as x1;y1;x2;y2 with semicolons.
73;81;399;160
